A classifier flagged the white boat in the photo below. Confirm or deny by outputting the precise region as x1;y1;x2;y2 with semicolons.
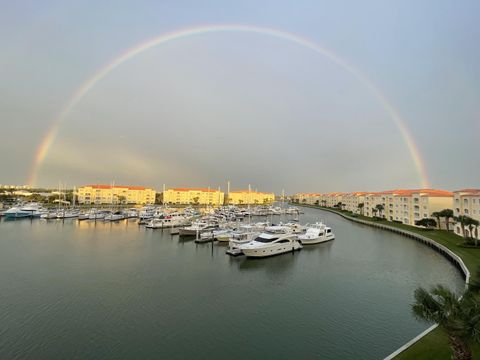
298;222;335;244
146;215;189;229
56;209;80;219
239;228;302;258
3;207;33;219
226;231;260;255
41;211;59;219
4;203;46;219
200;229;231;241
89;210;109;220
179;221;219;236
104;211;125;222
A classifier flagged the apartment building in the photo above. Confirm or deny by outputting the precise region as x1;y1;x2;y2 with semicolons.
77;185;156;205
226;190;275;205
293;188;454;227
162;188;224;206
453;189;480;238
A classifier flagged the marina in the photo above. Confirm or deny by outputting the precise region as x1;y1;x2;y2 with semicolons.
0;205;465;359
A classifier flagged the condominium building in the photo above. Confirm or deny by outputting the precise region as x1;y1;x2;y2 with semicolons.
226;190;275;205
291;193;322;205
162;188;224;206
293;188;453;227
77;185;156;205
453;189;480;238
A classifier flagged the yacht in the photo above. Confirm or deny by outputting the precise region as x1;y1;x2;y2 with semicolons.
239;227;302;258
226;230;261;256
104;211;125;222
146;215;189;229
179;220;219;236
298;222;335;245
4;203;46;219
3;207;33;219
56;209;80;219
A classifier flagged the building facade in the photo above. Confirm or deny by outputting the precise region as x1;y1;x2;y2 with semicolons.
453;189;480;239
226;190;275;205
293;188;454;227
77;185;156;205
162;188;224;206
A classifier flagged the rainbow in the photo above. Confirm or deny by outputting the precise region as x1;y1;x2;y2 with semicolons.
28;24;430;188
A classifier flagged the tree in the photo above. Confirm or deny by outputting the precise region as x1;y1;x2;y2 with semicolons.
357;202;364;215
432;211;442;229
321;200;327;207
412;284;477;360
314;200;319;206
371;208;378;217
441;209;454;232
375;204;385;218
467;217;480;246
192;197;199;206
118;196;126;205
455;215;470;240
415;218;437;229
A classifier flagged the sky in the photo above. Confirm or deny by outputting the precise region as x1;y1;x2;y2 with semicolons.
0;0;479;194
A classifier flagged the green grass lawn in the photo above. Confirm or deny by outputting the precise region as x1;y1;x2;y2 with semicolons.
297;204;480;359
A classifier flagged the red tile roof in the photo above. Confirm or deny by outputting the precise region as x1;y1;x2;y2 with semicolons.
83;185;148;190
170;188;219;192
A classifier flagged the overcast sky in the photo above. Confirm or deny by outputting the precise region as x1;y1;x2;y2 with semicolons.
0;0;478;194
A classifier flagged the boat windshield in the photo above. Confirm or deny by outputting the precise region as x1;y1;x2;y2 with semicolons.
254;236;278;243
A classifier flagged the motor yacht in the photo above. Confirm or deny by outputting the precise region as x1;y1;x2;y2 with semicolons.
239;227;302;258
179;220;219;236
298;222;335;244
146;215;189;229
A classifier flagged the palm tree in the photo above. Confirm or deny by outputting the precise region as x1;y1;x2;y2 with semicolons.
465;217;480;247
375;204;384;218
371;208;378;217
441;209;454;232
412;285;474;360
357;202;364;216
432;211;442;229
415;218;437;229
455;215;469;239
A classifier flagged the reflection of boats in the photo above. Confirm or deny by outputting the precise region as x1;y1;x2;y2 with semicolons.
298;222;335;244
239;227;302;258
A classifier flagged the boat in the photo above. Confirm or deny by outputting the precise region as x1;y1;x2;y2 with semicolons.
239;227;302;258
298;222;335;244
226;230;260;256
3;207;33;219
56;209;80;219
4;203;47;219
178;220;219;236
146;215;189;229
104;211;125;222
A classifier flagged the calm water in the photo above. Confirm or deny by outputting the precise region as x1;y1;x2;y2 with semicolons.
0;207;464;359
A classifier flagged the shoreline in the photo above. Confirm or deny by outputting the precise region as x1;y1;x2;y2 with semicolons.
295;204;470;359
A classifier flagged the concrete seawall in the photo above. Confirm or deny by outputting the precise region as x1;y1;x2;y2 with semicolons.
297;204;471;359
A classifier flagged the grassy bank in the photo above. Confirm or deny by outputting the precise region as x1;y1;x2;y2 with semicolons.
296;204;480;359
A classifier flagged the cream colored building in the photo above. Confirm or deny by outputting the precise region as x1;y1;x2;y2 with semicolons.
294;188;454;227
163;188;224;206
453;189;480;239
77;185;156;205
227;190;275;205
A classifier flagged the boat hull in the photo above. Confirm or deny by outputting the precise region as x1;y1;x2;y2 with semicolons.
299;235;335;245
242;242;302;258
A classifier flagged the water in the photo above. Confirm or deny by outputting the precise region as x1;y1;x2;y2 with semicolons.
0;207;464;359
